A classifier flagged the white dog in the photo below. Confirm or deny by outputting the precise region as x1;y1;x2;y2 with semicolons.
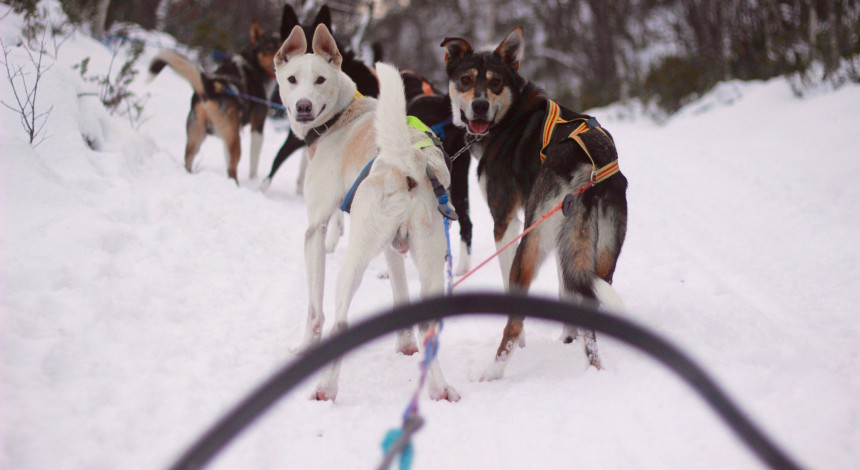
275;24;459;402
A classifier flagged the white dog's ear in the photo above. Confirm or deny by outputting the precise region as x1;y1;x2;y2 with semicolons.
312;24;342;69
495;27;524;71
275;25;307;68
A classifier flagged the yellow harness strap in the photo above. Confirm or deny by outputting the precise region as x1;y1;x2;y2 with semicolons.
540;100;568;163
406;115;437;149
540;99;620;184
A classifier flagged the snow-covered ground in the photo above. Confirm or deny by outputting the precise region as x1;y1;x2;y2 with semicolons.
2;4;859;469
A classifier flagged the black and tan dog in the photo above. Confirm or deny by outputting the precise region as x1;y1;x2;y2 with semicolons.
400;70;474;275
441;28;628;379
147;23;281;183
259;4;380;192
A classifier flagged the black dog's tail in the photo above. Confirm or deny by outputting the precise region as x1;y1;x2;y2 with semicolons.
147;50;210;100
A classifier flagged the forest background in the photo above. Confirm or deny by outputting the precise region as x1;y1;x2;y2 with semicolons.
14;0;858;116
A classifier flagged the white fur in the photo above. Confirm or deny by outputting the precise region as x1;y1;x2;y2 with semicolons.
276;38;458;402
276;55;356;141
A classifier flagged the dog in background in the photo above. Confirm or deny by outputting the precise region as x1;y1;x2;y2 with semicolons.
147;23;280;183
275;24;458;402
259;4;380;193
401;70;474;276
441;28;628;379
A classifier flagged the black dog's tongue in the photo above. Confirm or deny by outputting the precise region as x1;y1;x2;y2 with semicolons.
469;120;489;135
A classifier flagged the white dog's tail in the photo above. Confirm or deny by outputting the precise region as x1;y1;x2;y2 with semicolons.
374;62;420;173
147;50;207;98
593;277;626;313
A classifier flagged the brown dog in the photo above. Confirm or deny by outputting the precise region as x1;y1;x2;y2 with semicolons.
148;23;280;182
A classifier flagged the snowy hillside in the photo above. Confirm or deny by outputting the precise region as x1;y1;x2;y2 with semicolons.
2;4;859;469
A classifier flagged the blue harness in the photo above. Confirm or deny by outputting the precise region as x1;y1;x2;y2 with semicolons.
340;116;448;215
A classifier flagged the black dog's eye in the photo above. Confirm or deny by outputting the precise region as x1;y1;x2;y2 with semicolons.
287;76;297;84
459;75;473;87
488;78;502;90
315;76;326;85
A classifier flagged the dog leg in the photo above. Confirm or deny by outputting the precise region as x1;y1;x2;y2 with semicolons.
261;130;305;192
300;222;328;351
557;263;578;344
224;134;241;183
478;212;524;381
494;216;522;291
454;240;471;277
184;111;206;174
558;207;603;370
313;226;380;401
417;322;460;402
249;130;263;179
410;226;459;401
247;107;267;180
296;149;308;195
451;153;472;276
384;247;418;355
324;211;343;253
482;223;549;380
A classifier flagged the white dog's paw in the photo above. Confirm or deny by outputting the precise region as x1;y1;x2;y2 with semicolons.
428;384;461;402
395;329;418;355
311;384;337;401
294;330;322;354
559;324;578;344
478;359;507;382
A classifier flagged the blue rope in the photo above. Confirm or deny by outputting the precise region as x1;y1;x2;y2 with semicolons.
442;197;455;295
379;193;454;470
220;87;287;112
341;158;377;213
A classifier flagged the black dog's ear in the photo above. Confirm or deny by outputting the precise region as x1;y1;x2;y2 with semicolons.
440;37;472;66
275;25;307;69
312;23;342;69
280;4;299;41
312;5;333;30
250;22;264;46
495;27;524;71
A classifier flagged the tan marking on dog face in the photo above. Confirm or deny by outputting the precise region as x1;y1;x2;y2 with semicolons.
450;69;513;129
453;69;478;95
485;70;512;124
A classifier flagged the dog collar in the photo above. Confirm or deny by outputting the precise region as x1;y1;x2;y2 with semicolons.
302;91;364;147
303;111;344;147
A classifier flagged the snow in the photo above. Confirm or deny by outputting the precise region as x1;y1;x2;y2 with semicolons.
2;4;859;469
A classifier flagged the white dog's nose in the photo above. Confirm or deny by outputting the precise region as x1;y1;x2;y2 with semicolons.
296;99;312;115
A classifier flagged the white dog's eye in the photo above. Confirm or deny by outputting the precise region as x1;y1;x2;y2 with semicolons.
287;76;297;84
315;76;326;85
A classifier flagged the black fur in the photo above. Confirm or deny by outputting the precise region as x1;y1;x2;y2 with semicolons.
195;34;280;125
442;29;628;371
264;5;380;185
